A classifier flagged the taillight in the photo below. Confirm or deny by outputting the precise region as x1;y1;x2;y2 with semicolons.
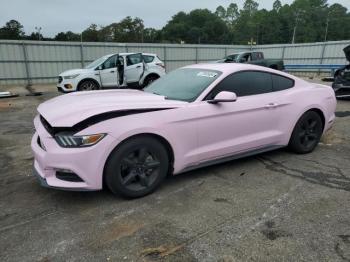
156;63;165;69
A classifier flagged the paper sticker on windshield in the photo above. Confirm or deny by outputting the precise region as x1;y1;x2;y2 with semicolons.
197;71;218;78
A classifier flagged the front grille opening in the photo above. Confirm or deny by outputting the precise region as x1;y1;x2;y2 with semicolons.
56;171;84;182
58;76;63;83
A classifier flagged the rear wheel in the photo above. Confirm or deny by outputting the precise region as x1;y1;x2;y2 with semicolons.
105;136;169;198
143;75;159;87
288;111;323;154
78;80;99;91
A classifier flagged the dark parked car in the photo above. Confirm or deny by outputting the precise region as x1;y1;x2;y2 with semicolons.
333;45;350;98
217;51;285;71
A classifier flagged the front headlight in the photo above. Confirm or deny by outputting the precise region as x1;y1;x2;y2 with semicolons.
63;74;80;79
55;133;106;148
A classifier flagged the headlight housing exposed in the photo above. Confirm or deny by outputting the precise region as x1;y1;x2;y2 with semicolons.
55;133;106;148
63;74;80;79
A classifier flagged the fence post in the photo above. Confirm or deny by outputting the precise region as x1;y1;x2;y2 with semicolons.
319;42;327;75
80;43;84;68
22;41;31;87
281;45;286;61
225;47;228;57
125;44;129;53
163;46;167;71
195;47;199;64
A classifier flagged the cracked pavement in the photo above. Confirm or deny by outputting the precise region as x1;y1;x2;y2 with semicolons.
0;84;349;261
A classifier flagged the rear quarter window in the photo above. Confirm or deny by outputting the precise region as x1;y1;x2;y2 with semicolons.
143;55;155;63
272;74;294;91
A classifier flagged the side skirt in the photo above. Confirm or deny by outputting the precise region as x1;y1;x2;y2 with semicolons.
177;145;284;174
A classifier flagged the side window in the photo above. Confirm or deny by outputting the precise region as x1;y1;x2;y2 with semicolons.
102;55;117;69
206;71;273;99
272;74;294;91
143;55;154;63
126;54;143;66
252;52;264;60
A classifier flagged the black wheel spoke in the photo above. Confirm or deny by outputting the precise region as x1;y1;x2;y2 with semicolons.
138;148;148;163
309;120;317;129
144;160;160;170
122;170;137;185
138;173;150;187
308;133;317;139
303;135;309;146
121;157;135;167
299;130;306;138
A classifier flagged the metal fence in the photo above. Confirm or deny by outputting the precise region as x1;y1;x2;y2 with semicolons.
0;39;349;86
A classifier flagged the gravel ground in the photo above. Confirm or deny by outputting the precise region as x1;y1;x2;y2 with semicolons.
0;82;349;262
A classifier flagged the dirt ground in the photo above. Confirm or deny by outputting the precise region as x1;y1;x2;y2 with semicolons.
0;82;350;262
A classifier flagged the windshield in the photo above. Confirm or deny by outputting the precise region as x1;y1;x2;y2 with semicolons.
144;68;222;102
85;55;111;69
226;54;239;61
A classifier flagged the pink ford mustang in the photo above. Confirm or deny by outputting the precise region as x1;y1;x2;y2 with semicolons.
32;63;336;197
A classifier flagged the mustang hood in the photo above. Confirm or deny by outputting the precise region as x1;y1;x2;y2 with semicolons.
344;45;350;62
38;90;187;127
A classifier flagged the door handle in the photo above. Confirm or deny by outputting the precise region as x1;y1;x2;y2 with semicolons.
265;103;279;109
110;70;115;73
136;65;142;68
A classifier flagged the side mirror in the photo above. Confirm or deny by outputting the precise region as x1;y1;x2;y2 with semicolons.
96;65;103;70
207;91;237;104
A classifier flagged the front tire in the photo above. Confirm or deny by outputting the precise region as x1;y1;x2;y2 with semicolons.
78;80;99;91
288;111;323;154
105;136;169;198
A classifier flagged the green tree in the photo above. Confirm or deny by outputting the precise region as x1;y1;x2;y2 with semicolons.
273;0;282;12
215;6;226;19
0;20;25;39
226;3;239;26
82;24;100;42
54;31;80;41
162;9;230;44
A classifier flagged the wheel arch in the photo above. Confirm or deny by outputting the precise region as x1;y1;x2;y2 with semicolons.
308;108;325;130
102;132;175;188
77;78;101;90
288;107;326;143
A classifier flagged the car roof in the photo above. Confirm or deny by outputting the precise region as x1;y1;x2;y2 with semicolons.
184;63;298;80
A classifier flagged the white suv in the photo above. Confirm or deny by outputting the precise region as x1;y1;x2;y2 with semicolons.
57;53;166;92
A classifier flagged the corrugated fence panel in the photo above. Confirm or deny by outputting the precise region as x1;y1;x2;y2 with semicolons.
255;45;284;59
1;40;349;86
198;48;226;61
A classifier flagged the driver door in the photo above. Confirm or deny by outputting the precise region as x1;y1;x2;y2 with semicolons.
100;55;119;87
195;71;284;163
125;53;144;84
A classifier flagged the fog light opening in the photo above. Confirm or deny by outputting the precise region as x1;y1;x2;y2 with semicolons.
55;169;84;182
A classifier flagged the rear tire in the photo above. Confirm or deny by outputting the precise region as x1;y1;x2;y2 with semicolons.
288;111;323;154
78;80;99;91
105;136;169;198
143;75;159;87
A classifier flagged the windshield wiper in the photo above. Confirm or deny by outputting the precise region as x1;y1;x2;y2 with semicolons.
150;91;168;99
